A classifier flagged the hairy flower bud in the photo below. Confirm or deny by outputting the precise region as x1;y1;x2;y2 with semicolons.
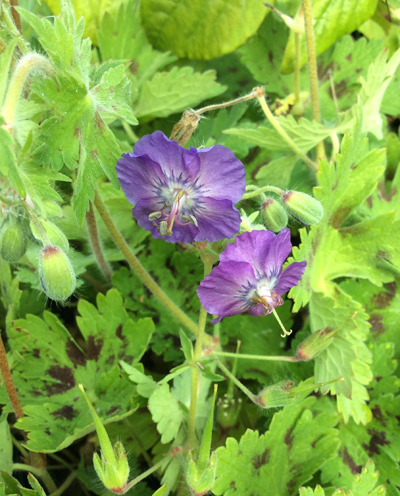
257;380;296;408
282;191;323;225
261;198;288;233
38;246;76;302
296;327;339;361
0;221;27;263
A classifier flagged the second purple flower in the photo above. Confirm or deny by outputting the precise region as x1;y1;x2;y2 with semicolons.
116;131;246;244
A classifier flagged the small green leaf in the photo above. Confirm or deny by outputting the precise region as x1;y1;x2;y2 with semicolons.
179;329;194;362
0;39;17;108
0;413;12;476
141;0;274;60
151;484;167;496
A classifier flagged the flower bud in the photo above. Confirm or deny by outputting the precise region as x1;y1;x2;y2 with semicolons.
282;191;323;225
38;245;76;302
0;221;27;263
186;451;217;496
257;380;296;408
30;219;69;253
216;395;242;428
261;198;288;232
296;327;339;361
79;384;129;494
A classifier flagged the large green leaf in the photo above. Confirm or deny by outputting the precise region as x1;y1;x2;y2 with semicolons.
0;289;154;452
213;397;339;496
140;0;274;60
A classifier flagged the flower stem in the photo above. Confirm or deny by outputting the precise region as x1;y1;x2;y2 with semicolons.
49;472;76;496
187;260;213;450
242;185;284;201
214;358;258;404
2;53;53;133
122;121;139;143
195;88;259;115
85;202;112;282
254;88;318;171
214;351;299;362
302;0;326;161
1;4;28;54
272;307;292;338
21;201;51;245
93;191;198;335
294;33;301;105
125;458;165;491
226;341;241;399
12;464;57;493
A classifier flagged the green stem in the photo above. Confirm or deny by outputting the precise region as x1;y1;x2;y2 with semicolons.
214;351;298;362
86;202;113;281
214;358;258;404
187;261;213;450
93;191;198;335
226;341;241;399
242;185;284;201
1;4;28;54
49;473;76;496
302;0;326;161
11;435;29;459
122;121;139;143
255;90;318;171
294;33;301;105
2;53;53;133
125;458;165;491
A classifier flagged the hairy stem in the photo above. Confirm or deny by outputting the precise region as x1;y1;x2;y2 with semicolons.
122;121;139;143
294;33;301;105
125;458;165;491
93;191;198;335
21;201;50;245
86;202;113;281
0;335;24;419
195;88;259;115
255;89;317;171
1;4;28;54
12;464;57;493
214;351;299;362
187;260;213;450
226;341;241;399
214;358;258;404
242;185;284;201
302;0;326;161
49;473;76;496
2;53;53;133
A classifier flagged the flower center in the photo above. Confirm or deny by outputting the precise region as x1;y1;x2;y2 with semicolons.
148;189;198;236
251;286;283;316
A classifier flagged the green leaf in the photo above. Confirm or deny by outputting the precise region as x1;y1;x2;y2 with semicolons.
151;485;167;496
0;121;26;198
0;39;17;108
148;383;184;444
0;289;154;452
134;67;226;121
0;413;12;476
120;360;157;398
212;396;339;496
281;0;378;74
300;460;385;495
141;0;273;60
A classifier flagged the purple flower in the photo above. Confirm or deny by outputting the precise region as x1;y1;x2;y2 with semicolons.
197;229;306;323
116;131;246;244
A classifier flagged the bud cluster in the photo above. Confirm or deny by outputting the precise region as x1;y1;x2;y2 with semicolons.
0;203;75;302
258;189;323;232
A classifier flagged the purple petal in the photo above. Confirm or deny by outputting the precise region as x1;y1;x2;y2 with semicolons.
133;197;199;244
262;228;292;279
116;154;165;205
194;197;242;242
197;261;257;321
133;131;200;179
192;145;246;203
220;230;278;278
274;261;307;296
